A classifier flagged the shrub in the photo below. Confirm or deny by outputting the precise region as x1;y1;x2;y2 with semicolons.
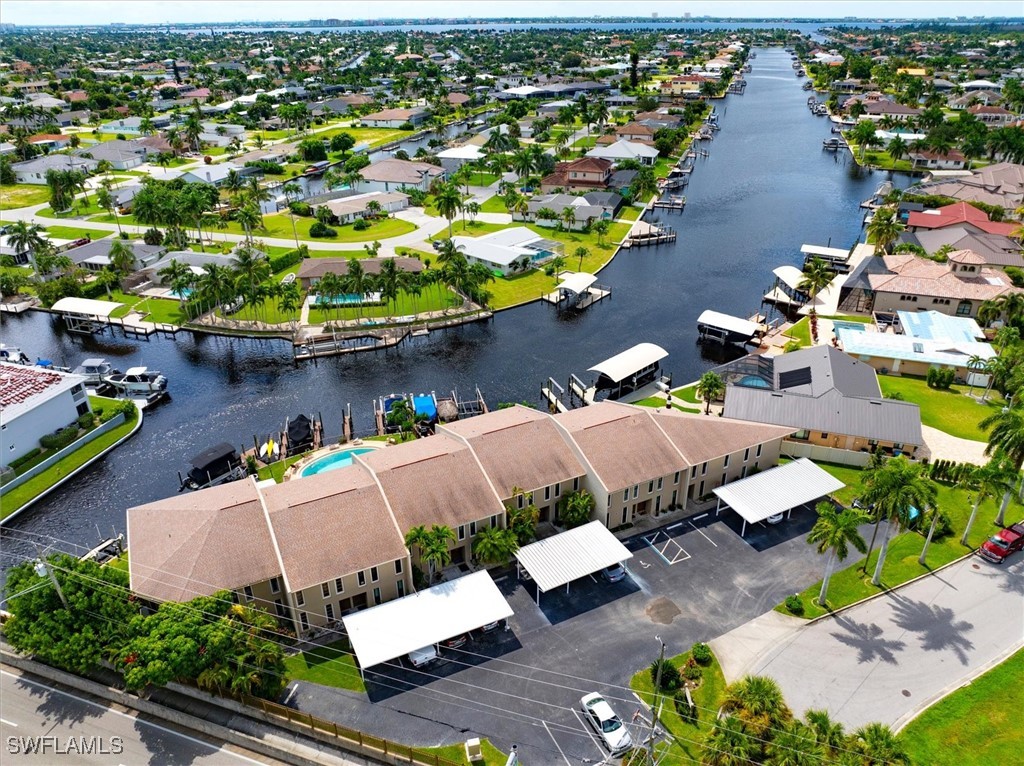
784;594;805;615
142;227;164;246
674;690;699;724
649;658;681;692
691;642;712;665
77;412;95;429
268;248;304;273
621;748;654;766
288;201;312;216
683;662;703;681
928;510;954;540
245;160;284;175
1006;267;1024;287
783;340;803;353
100;399;137;423
352;218;370;231
398;121;415;130
8;448;42;470
309;221;338;238
40;425;80;450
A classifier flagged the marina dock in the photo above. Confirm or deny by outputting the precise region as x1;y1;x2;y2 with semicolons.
622;221;678;248
541;272;612;311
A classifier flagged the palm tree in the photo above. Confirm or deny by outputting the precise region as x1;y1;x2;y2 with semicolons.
721;675;792;739
422;524;456;582
5;221;46;274
433;183;463;238
510;149;537;180
276;281;302;332
886;135;908;164
797;257;835;343
573;246;589;270
472;525;519;565
866;207;905;254
594;219;611;246
234;204;261;242
804;709;846;759
696;371;725;415
559;206;576;232
978;405;1024;526
630;167;658;204
859;456;938;585
315;272;343;323
702;716;759;766
404;525;429;572
343;257;369;320
851;722;911;765
377;257;404;316
806;502;868;606
764;720;825;766
94;268;120;299
108;239;136;276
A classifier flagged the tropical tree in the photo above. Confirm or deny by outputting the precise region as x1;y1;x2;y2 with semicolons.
511;149;537;180
851;722;911;765
866;207;905;254
764;720;825;766
377;257;405;315
472;525;519;565
798;256;835;343
316;272;343;322
696;371;725;415
421;524;456;582
95;184;123;236
434;182;463;238
806;502;868;606
850;119;879;161
804;709;846;760
886;135;908;164
93;268;120;299
702;716;759;766
859;456;938;585
559;489;594;528
108;239;136;276
342;257;370;320
4;221;46;274
721;675;792;739
630;167;658;203
594;219;611;247
978;406;1024;525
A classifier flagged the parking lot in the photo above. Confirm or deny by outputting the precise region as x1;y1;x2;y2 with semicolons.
287;505;841;762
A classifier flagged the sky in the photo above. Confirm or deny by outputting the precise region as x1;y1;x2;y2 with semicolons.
3;1;1022;27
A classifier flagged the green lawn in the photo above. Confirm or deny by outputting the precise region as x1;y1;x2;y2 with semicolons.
462;171;500;187
618;205;643;221
478;195;509;214
423;740;508;766
256;455;304;483
0;403;139;519
672;384;701;404
786;316;812;347
822;313;873;323
44;225;110;242
38;195;107;219
284;639;366;693
221;298;302;325
877;375;998;441
438;220;508;238
901;649;1023;766
138;297;192;325
317;126;406;149
572;135;598;149
217;213;416;244
778;460;1019;619
631;649;727;766
394;247;436;261
0;184;51;210
308;287;459;324
634;397;695;412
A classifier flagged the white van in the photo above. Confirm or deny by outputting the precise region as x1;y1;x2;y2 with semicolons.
407;645;438;668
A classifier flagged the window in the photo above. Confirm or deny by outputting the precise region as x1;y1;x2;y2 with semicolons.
756;443;762;458
325;603;335;620
793;429;810;441
321;582;330;598
657;477;663;491
721;473;727;486
275;599;286;617
648;481;654;494
820;432;829;440
270;577;280;594
701;462;708;476
623;488;629;501
690;466;697;479
573;477;580;491
243;585;253;601
357;571;366;587
698;481;705;497
894;443;904;451
458;525;465;541
956;300;972;316
554;483;560;498
674;471;680;485
723;454;730;468
741;466;748;479
397;580;405;598
633;485;639;499
335;578;344;593
743;448;750;462
300;612;309;630
544;486;551;501
517;494;524;509
621;508;628;524
373;587;382;605
297;591;305;606
370;566;379;583
470;521;477;536
395;559;403;575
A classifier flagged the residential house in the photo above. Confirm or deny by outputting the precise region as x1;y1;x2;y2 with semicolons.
452;227;563;276
587;139;659;166
721;346;924;461
11;154;97;184
313;191;409;224
913;162;1024;214
658;75;707;97
143;252;239;285
838;251;1022;318
358;158;445;193
72;139;151;170
906;201;1019;237
63;239;165;273
539;157;614;193
900;226;1024;269
908;149;967;171
514;192;622;230
862;101;923;121
632;112;684;130
966;104;1017;127
98;114;172;135
179;163;261;187
360;107;430;128
296;256;423;291
0;363;92;464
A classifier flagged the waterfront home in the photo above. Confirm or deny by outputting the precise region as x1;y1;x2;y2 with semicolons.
313;191;409;224
899;226;1024;269
836;322;995;381
514;192;623;230
64;239;166;273
452;227;563;276
587;139;658;166
359;107;430;128
296;256;424;290
721;346;924;463
539;157;614;193
72;138;151;170
0;363;92;464
966;104;1017;127
913;162;1024;213
837;252;1022;318
127;401;794;634
908;149;967;171
144;251;239;286
27;134;72;152
11;153;98;184
633;111;684;130
906;201;1020;238
861;101;922;121
658;75;707;97
358;158;445;193
98;114;172;135
179;162;261;187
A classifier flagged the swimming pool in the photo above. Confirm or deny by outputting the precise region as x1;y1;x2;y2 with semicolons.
737;375;771;389
832;320;868;333
171;287;194;299
313;292;382;306
299;447;375;477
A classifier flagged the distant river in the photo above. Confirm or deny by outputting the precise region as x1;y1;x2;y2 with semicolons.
0;47;910;574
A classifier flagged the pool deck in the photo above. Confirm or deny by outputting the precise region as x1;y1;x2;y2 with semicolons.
283;440;384;481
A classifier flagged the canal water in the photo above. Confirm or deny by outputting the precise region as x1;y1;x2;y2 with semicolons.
0;47;909;567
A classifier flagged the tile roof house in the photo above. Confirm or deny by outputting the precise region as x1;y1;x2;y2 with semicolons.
359;107;430;128
586;139;659;166
514;192;623;230
0;363;92;463
906;201;1020;237
863;101;923;120
540;157;614;192
722;346;924;458
914;162;1024;213
908;149;967;171
296;256;423;289
900;225;1024;269
966;104;1017;126
358;158;445;192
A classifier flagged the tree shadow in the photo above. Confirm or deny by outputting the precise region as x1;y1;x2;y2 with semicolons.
17;676;103;731
133;716;208;766
887;592;976;665
829;614;906;664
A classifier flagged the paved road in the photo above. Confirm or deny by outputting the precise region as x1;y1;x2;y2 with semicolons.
748;553;1024;729
0;669;280;765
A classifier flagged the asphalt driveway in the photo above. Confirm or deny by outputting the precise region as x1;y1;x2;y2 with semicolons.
747;553;1024;729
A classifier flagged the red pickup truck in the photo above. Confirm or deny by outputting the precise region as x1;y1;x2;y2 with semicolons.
978;521;1024;564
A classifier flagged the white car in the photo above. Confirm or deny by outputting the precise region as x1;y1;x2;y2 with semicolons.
580;692;633;754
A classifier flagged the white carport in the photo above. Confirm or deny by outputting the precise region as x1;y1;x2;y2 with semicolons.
713;458;845;536
50;297;123;334
342;571;513;674
514;521;633;605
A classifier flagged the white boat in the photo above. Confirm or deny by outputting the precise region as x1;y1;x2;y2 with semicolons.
103;366;168;394
73;358;119;387
0;344;30;364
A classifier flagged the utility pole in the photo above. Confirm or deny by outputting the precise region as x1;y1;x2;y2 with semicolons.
32;546;68;609
649;635;665;764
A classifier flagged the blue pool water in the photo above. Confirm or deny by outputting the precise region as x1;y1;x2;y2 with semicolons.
313;293;376;306
738;375;771;388
299;447;374;477
832;320;868;333
171;288;194;299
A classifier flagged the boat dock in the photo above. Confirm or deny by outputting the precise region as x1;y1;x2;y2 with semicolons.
541;272;612;311
622;221;678;248
651;197;686;211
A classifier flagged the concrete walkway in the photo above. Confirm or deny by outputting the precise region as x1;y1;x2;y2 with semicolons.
731;554;1024;729
920;425;990;466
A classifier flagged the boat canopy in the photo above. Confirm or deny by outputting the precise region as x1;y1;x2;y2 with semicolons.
190;442;238;471
557;272;598;297
588;343;668;385
288;414;313;447
50;297;124;317
773;266;806;291
697;310;760;338
800;244;850;261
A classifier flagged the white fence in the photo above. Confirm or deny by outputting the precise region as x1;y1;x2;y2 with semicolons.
781;441;871;468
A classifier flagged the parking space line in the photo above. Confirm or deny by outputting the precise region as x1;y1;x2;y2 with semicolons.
543;720;573;766
689;521;718;548
641;530;691;565
692;513;709;521
571;707;606;757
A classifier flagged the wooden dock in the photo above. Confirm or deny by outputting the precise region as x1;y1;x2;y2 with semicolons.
652;197;686;211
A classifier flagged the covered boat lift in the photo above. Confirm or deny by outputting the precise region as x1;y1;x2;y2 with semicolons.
713;458;845;536
697;310;763;346
342;571;513;677
50;297;123;334
801;243;852;273
514;521;633;605
541;272;611;310
763;266;810;307
587;342;668;400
